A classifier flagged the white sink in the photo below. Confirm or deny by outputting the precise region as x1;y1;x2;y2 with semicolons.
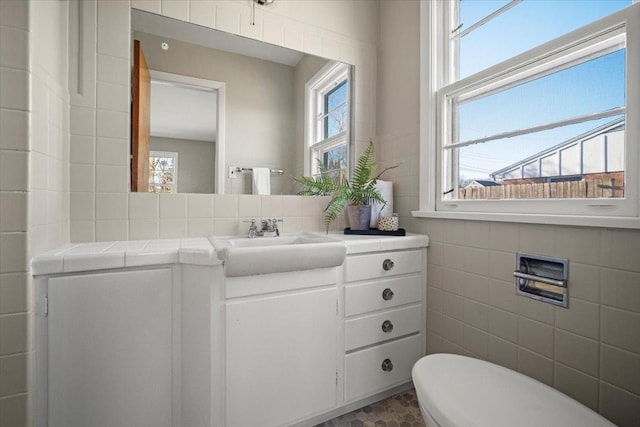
209;233;346;277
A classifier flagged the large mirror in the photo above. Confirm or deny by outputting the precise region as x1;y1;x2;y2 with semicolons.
131;9;353;195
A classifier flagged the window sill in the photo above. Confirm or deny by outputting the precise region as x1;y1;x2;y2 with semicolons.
411;210;640;229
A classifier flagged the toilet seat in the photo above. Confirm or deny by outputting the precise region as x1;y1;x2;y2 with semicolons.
412;354;614;427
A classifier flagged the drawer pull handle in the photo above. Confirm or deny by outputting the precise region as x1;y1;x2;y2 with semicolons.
381;320;394;333
381;358;394;372
382;259;395;271
382;288;394;301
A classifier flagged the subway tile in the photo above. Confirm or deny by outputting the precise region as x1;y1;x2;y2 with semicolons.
0;151;28;191
0;192;27;232
554;329;599;377
517;294;554;325
463;299;489;331
487;336;518;371
427;241;444;266
96;110;128;139
0;27;29;70
282;196;303;217
70;164;94;192
213;218;239;236
96;82;128;112
463;324;488;358
95;220;128;242
518;224;555;257
463;273;489;304
95;165;127;193
280;217;302;234
427;286;443;312
97;54;129;86
464;247;489;276
132;0;160;14
159;219;186;239
0;353;27;397
464;221;489;249
555;298;599;340
96;137;128;166
601;229;640;273
488;278;517;314
0;0;30;30
187;218;213;238
159;194;187;219
238;195;260;218
517;347;553;386
601;344;640;396
214;194;238;218
555;226;600;265
0;233;27;273
0;393;28;427
215;3;241;35
70;106;95;137
263;15;285;47
488;307;518;343
70;221;95;243
441;315;464;348
95;193;128;220
423;218;443;243
601;268;640;313
0;274;28;314
161;0;189;21
0;313;27;355
0;109;29;150
427;264;444;289
30;151;48;190
488;222;519;252
128;219;158;240
189;0;215;28
96;24;129;59
188;194;214;218
443;292;465;321
301;196;324;217
442;244;465;271
303;31;322;57
261;196;283;218
488;250;516;282
442;219;465;245
426;308;443;336
129;193;158;220
600;382;640;427
569;263;600;303
97;0;129;30
0;68;29;110
518;316;554;358
442;267;465;296
70;135;95;165
70;193;94;221
601;306;640;354
554;363;599;411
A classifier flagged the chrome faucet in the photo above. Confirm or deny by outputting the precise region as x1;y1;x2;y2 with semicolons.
245;219;259;238
245;218;282;238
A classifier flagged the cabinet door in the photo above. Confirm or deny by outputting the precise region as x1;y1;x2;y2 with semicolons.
47;269;173;427
226;287;337;427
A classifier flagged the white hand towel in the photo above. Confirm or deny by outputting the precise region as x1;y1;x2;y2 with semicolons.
252;167;271;195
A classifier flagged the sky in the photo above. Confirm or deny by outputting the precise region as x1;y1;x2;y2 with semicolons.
455;0;631;181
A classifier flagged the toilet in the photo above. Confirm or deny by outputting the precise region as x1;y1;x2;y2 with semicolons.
412;354;614;427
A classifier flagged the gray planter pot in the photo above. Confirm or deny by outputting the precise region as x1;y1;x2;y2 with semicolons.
347;205;372;231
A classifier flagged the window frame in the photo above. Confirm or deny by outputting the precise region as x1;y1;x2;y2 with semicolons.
305;62;351;177
416;1;640;228
149;150;179;194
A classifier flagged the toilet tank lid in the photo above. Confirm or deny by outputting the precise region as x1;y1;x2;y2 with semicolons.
412;354;614;427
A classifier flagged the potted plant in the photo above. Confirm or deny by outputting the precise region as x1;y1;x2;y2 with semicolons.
295;141;398;232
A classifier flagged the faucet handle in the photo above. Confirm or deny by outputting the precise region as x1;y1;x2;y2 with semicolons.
243;218;257;224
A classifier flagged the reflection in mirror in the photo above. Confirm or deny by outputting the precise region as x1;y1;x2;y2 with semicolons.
130;9;353;195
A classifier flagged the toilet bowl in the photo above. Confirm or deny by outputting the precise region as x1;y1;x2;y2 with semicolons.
412;353;614;427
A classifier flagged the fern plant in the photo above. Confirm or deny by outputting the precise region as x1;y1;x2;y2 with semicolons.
295;141;399;232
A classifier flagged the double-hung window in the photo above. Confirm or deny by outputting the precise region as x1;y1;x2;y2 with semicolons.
305;62;351;178
148;150;178;193
421;0;640;225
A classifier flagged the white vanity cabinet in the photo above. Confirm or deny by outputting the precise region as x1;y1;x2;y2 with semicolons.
343;249;426;402
224;269;339;427
36;268;179;427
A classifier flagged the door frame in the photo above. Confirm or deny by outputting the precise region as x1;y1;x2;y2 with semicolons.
149;70;226;194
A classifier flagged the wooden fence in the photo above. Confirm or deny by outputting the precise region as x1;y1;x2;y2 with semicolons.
459;179;624;200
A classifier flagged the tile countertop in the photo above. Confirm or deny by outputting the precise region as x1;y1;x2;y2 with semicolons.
31;232;429;276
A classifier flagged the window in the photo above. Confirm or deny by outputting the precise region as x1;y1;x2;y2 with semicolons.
421;0;640;223
148;151;178;193
305;62;351;178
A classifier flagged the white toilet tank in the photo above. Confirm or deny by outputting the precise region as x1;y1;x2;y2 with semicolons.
412;354;615;427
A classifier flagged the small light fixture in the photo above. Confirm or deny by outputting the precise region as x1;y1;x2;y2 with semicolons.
251;0;275;26
161;42;169;51
255;0;275;4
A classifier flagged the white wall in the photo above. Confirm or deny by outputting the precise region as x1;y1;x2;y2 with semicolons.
0;0;70;425
150;136;215;194
69;0;379;242
377;1;640;425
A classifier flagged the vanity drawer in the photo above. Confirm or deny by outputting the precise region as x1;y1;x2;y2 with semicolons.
345;304;422;351
345;250;422;283
345;274;422;317
344;334;423;402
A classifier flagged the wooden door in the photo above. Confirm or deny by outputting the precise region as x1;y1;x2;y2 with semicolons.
132;40;151;191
